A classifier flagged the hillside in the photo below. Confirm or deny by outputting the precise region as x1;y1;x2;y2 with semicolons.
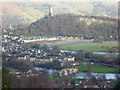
27;14;118;40
2;2;118;26
2;2;45;26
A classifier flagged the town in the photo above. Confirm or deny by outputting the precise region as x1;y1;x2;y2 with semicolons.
2;25;120;88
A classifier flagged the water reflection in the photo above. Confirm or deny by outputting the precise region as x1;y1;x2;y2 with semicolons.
34;67;57;75
72;73;120;80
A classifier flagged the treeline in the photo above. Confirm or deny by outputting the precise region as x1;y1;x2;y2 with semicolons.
77;14;118;23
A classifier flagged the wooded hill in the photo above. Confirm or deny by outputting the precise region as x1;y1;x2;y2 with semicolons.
28;14;118;40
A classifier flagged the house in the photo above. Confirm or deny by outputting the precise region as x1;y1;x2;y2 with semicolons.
30;55;36;61
84;85;99;88
16;53;30;60
63;56;75;62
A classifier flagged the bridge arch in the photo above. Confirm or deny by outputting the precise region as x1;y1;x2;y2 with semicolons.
56;68;78;77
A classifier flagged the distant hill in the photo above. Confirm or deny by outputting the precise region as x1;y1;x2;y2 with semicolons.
28;14;118;40
2;2;118;26
2;2;45;26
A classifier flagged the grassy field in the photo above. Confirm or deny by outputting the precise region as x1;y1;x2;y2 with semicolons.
59;42;118;52
48;76;64;82
76;64;119;73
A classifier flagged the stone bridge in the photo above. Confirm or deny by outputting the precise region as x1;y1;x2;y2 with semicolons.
56;68;78;77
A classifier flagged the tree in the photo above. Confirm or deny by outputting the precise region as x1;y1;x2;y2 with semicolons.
40;44;50;52
85;52;91;58
7;72;53;88
51;46;60;55
3;59;34;71
2;67;10;88
90;54;109;65
75;50;85;64
107;48;118;53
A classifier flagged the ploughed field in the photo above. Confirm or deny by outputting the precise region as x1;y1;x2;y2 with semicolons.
59;42;118;52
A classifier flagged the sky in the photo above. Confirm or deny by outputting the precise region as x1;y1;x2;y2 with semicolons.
1;0;120;2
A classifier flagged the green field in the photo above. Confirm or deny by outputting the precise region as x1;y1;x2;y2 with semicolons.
76;64;119;73
48;76;65;82
59;42;118;52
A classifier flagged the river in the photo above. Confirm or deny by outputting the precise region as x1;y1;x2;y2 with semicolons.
34;67;120;80
60;50;120;54
48;41;118;46
34;67;57;75
71;73;120;80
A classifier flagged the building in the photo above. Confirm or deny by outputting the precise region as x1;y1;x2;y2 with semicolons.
63;57;75;62
49;5;53;16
